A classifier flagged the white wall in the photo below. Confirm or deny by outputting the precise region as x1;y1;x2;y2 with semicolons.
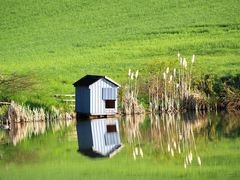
89;78;118;115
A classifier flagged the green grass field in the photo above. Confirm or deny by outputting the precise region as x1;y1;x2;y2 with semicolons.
0;125;240;180
0;0;240;107
1;1;240;178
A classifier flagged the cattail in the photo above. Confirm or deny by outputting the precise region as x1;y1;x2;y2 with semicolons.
131;73;134;80
179;134;183;140
169;75;173;82
197;156;201;166
185;156;189;165
178;146;181;154
166;67;169;74
135;147;139;156
183;58;187;68
128;69;131;77
133;150;136;160
183;58;186;64
163;72;166;80
135;70;139;79
176;83;180;89
167;143;170;152
173;141;177;149
188;153;192;164
140;148;144;158
171;148;174;157
131;91;134;98
192;55;195;63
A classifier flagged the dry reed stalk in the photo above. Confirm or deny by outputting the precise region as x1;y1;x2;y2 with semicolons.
6;101;73;124
123;69;144;115
148;52;203;112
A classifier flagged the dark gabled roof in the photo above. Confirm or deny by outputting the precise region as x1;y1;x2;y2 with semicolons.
73;75;103;87
73;75;120;87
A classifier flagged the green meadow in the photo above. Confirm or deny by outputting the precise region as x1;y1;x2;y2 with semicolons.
0;0;240;107
0;124;240;180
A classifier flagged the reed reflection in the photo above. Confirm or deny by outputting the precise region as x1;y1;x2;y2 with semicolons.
122;112;206;167
122;114;145;160
150;113;202;168
2;118;73;146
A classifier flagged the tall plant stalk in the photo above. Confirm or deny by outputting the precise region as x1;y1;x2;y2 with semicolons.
123;69;144;115
149;53;197;112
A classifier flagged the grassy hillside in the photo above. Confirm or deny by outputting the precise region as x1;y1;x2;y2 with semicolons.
0;0;240;107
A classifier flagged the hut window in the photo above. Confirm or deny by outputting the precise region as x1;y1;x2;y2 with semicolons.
106;124;117;133
105;100;115;108
105;124;119;145
102;88;117;100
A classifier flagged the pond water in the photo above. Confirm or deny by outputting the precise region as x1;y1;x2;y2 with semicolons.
1;111;239;148
119;112;240;164
0;111;240;179
0;118;73;146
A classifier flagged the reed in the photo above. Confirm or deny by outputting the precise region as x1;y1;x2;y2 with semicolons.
122;69;144;115
149;53;208;113
6;101;73;124
0;102;74;145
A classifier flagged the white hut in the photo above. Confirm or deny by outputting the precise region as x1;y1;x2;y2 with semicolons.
73;75;120;117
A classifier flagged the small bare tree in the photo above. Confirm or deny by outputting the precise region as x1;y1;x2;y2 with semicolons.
0;72;37;100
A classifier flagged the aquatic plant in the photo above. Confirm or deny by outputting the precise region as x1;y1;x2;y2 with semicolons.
0;101;74;145
122;69;144;115
0;102;74;145
6;101;73;123
149;53;208;112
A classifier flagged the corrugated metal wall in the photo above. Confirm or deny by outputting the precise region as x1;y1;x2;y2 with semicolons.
90;118;120;156
76;121;93;150
90;79;118;115
105;132;120;145
75;87;90;113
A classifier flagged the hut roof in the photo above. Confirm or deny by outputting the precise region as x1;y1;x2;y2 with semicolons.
73;75;120;87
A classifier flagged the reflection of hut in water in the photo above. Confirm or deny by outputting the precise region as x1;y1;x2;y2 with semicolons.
76;118;122;157
73;75;120;118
